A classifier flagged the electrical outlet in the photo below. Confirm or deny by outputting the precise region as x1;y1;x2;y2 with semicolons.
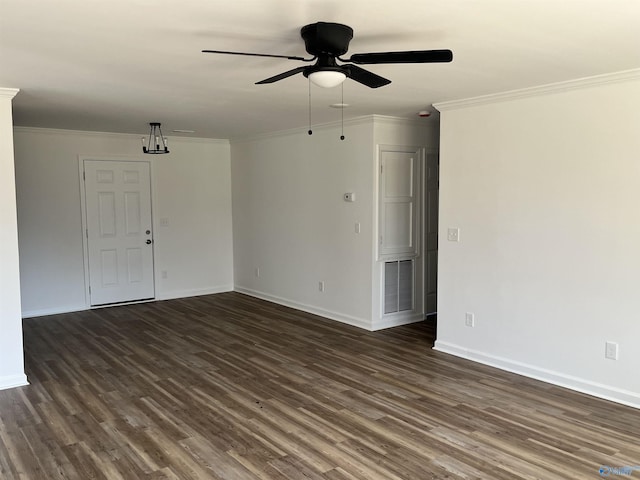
605;341;619;360
447;228;460;242
465;312;475;327
318;281;325;292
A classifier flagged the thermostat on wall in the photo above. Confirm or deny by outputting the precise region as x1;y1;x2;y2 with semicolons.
343;192;356;202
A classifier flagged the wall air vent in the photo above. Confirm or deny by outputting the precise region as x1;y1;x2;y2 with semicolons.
384;259;413;314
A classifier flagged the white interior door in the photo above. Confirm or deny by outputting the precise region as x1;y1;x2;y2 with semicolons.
84;160;155;306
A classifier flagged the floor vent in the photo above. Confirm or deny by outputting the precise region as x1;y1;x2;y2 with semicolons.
384;259;413;314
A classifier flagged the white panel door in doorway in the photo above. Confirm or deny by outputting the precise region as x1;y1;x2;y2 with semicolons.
84;160;155;306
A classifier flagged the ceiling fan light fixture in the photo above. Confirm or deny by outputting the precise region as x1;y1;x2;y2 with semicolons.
203;22;451;89
308;70;347;88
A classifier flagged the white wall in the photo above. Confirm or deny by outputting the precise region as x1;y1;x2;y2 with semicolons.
231;118;376;328
0;88;27;390
434;71;640;408
13;128;234;317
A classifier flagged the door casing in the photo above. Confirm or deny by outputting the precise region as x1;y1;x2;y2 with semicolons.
79;155;157;308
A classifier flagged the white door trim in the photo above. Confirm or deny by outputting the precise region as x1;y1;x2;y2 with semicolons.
78;154;158;309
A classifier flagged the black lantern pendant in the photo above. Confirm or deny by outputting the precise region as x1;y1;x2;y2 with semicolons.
142;122;169;154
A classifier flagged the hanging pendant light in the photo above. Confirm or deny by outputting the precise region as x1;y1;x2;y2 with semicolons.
142;122;169;154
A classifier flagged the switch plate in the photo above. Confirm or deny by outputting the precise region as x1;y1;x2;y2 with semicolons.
355;222;361;234
465;312;475;327
447;228;460;242
255;267;260;278
318;281;325;292
605;341;619;360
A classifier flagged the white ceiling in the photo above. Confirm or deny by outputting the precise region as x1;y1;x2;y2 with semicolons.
1;0;639;139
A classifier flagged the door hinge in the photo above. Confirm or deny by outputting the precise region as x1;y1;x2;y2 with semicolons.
88;286;91;294
379;235;383;245
380;164;383;174
83;170;85;180
86;228;88;238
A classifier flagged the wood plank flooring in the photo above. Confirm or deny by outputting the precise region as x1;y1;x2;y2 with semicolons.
1;292;638;479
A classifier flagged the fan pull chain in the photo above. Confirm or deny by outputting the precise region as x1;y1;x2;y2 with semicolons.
308;79;313;135
340;83;345;141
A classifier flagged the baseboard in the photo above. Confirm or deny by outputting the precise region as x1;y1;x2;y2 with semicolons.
156;285;234;301
22;304;88;319
433;340;640;410
0;374;29;391
372;313;425;331
234;286;372;330
22;286;235;318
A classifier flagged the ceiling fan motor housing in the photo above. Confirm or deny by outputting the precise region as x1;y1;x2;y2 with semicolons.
301;22;353;56
203;21;451;88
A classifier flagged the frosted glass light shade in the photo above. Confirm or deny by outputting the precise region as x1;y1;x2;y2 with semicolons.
308;70;347;88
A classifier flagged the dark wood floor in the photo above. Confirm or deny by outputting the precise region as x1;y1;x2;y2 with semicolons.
1;293;638;479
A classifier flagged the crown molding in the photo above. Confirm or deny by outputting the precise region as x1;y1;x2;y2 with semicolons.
0;88;19;100
12;126;229;144
434;69;640;112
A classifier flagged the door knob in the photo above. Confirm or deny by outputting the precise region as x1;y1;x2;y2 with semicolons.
146;239;152;245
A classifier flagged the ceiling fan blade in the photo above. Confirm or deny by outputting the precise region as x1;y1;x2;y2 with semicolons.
202;50;311;61
345;49;453;64
345;65;391;89
256;66;308;84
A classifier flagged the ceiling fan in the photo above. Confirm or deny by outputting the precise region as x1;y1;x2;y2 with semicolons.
202;22;453;89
